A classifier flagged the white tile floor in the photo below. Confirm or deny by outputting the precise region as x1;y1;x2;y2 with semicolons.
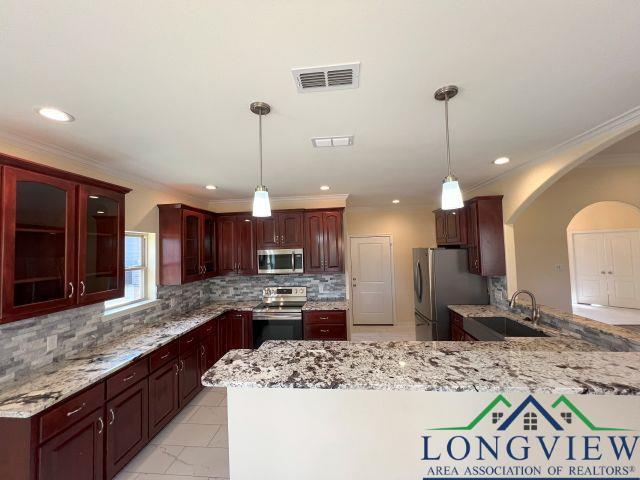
572;303;640;325
114;387;230;480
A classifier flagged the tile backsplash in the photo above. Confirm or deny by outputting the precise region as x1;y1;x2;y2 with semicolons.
0;273;345;386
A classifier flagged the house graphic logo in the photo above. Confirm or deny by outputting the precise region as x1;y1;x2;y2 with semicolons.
429;394;630;432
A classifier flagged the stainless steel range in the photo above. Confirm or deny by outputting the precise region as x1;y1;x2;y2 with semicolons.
252;286;307;348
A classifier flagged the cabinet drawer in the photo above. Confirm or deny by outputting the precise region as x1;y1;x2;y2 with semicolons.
198;319;217;339
179;330;199;352
39;382;104;443
304;323;347;341
303;311;346;325
150;340;178;372
106;358;149;399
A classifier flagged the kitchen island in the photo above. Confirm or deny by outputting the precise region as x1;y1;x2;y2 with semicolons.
203;340;640;480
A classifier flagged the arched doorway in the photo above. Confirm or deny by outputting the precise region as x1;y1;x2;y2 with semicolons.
567;201;640;327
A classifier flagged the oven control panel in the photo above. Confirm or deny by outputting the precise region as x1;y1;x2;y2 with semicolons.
262;286;307;298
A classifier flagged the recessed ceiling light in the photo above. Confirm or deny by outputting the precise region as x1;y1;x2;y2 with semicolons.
392;199;400;204
37;107;75;122
205;185;217;190
320;185;330;191
493;156;510;165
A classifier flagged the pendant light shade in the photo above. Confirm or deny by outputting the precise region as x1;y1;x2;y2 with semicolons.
252;185;271;217
434;85;463;210
250;101;272;217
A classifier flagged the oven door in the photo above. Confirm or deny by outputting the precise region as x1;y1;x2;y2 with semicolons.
252;316;303;348
257;249;304;274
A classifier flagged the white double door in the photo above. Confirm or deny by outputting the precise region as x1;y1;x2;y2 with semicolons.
573;230;640;308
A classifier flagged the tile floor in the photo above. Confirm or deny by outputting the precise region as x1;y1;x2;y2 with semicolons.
572;303;640;326
114;387;229;480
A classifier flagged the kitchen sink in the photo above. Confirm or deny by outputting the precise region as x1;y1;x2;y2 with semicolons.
464;316;549;341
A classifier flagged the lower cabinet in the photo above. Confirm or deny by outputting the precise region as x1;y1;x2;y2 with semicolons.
449;309;477;341
303;311;347;341
148;359;180;438
199;323;219;375
105;379;149;479
38;409;105;480
178;345;202;407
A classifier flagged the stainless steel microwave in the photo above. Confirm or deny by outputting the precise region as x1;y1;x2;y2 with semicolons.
257;249;304;274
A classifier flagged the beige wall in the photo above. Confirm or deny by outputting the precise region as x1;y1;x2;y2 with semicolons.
345;204;436;330
209;195;347;212
513;165;640;312
567;201;640;231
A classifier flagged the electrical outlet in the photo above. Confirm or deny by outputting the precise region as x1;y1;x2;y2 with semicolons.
554;264;563;272
46;334;58;352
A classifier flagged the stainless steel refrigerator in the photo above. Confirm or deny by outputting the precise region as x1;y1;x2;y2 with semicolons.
413;248;489;340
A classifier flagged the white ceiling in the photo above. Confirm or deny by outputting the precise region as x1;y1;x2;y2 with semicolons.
1;1;640;206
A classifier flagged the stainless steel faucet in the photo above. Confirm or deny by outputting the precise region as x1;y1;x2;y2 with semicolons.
509;289;540;324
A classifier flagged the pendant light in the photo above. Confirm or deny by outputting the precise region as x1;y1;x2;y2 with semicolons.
435;85;464;210
250;101;272;217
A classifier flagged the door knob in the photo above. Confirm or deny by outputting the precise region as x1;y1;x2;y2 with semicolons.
601;271;606;274
608;271;613;274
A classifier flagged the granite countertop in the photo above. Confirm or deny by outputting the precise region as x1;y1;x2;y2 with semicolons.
302;300;349;311
202;340;640;395
0;301;260;419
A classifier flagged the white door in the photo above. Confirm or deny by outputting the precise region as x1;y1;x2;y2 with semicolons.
350;236;394;325
605;231;640;308
573;230;640;308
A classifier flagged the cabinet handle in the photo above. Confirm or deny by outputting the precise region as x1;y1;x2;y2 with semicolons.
608;271;613;274
320;329;330;333
180;360;185;371
319;317;329;320
66;403;85;417
201;345;206;357
97;417;104;434
281;235;285;244
186;337;194;344
108;408;115;425
601;270;606;274
174;363;179;376
235;314;243;318
160;352;170;360
123;372;136;383
68;282;74;298
80;281;86;296
203;265;207;273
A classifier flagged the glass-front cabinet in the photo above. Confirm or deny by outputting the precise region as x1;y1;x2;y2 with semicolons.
78;185;125;304
182;210;203;283
2;167;77;319
202;214;216;278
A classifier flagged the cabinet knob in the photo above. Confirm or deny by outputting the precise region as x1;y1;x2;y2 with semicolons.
68;282;74;298
320;329;330;333
80;281;86;296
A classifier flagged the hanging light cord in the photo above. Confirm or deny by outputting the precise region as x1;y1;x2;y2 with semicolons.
444;93;452;178
258;112;263;187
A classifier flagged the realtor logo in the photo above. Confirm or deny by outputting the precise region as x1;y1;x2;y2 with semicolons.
430;394;629;432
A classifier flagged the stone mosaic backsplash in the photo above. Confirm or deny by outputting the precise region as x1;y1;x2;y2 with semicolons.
488;275;508;308
0;273;345;386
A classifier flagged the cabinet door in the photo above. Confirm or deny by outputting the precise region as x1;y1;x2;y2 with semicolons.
202;214;217;278
279;211;304;248
445;211;460;244
256;216;279;249
236;215;257;274
2;167;77;321
322;211;343;272
199;330;218;375
148;360;179;438
228;311;245;350
304;211;325;273
242;312;253;349
216;215;236;275
217;314;229;357
178;347;202;406
105;380;149;479
466;202;481;274
434;210;447;245
182;210;203;283
78;186;125;305
38;409;104;480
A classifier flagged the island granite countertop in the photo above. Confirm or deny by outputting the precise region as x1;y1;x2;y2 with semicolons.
0;301;260;418
202;340;640;395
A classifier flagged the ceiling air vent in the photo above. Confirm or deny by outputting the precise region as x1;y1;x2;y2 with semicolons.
292;62;360;93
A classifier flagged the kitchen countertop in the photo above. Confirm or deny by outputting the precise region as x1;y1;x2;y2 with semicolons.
0;301;259;419
202;340;640;395
302;300;349;311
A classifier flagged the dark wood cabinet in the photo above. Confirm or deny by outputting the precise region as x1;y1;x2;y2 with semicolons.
449;309;477;341
228;311;246;350
304;209;344;273
256;211;304;249
105;379;149;479
38;409;105;480
216;311;252;356
434;207;467;246
303;310;347;340
0;154;130;324
178;343;202;406
217;214;256;275
148;359;180;438
158;204;218;285
465;196;505;276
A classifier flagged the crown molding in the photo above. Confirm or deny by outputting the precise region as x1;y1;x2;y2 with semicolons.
465;105;640;194
0;130;208;205
209;193;349;206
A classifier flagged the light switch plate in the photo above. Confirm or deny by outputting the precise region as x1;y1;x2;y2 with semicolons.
46;334;58;352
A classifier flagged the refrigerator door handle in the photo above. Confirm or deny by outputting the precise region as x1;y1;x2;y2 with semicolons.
414;261;423;302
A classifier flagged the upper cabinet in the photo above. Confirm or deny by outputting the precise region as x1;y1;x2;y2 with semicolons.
256;210;303;250
466;196;505;276
217;213;257;275
304;209;344;273
434;207;467;246
0;154;130;324
158;204;217;285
